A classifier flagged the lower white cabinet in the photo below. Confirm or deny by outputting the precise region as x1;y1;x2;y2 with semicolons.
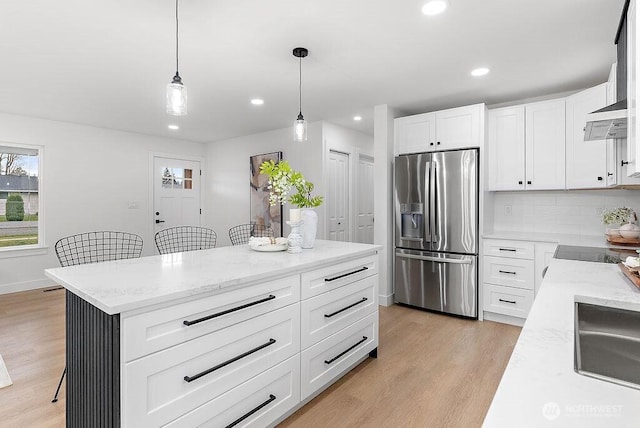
301;312;378;400
483;284;534;319
123;305;300;427
120;253;379;427
164;356;301;428
482;238;557;325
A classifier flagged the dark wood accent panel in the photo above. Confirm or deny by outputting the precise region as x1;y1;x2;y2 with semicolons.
66;291;120;428
616;0;630;103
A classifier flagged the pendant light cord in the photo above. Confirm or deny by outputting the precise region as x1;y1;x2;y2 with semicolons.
298;56;302;115
175;0;180;75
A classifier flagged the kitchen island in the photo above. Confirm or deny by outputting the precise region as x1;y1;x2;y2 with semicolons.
483;257;640;427
45;240;381;427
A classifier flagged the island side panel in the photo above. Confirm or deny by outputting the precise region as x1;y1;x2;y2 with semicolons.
66;291;121;428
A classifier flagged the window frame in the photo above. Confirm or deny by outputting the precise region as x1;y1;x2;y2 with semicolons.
0;142;46;257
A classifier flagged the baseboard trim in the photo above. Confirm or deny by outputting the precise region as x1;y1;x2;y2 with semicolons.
482;311;526;327
378;293;394;307
0;278;57;295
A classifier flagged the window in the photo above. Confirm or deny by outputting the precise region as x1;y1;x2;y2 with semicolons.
0;144;40;249
161;167;193;190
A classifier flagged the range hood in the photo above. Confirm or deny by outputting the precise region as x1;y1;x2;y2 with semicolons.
584;99;627;141
584;0;629;142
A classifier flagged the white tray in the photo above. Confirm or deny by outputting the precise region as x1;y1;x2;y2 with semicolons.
250;244;287;252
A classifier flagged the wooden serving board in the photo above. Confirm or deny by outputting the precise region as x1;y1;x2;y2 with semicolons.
618;263;640;290
607;235;640;245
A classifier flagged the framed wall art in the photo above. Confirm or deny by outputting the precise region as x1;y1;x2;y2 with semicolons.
249;151;283;237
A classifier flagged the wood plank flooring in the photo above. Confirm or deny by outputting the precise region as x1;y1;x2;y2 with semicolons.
0;289;520;428
0;288;66;428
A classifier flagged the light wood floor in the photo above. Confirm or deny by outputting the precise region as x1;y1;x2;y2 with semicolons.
0;289;520;428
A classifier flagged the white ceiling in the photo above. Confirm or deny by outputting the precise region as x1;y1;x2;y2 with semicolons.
0;0;625;143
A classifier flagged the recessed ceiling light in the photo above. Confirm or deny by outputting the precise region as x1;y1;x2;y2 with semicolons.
251;98;264;105
471;67;490;77
422;0;449;16
354;116;362;121
168;124;179;130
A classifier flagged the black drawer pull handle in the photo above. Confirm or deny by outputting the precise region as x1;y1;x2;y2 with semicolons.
324;297;368;318
499;298;517;304
184;338;276;383
324;266;368;282
225;394;277;428
498;270;517;275
183;295;276;326
498;248;516;252
325;336;368;365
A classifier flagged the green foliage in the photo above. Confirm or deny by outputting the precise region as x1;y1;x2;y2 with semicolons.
601;207;636;225
5;194;25;221
259;160;323;208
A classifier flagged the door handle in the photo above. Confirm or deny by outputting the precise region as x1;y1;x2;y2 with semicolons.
155;219;165;224
396;253;472;264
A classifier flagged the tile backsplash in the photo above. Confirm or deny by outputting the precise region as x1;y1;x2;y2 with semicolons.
492;190;640;236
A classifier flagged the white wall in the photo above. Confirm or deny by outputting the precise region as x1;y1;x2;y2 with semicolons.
492;190;640;235
0;113;205;294
373;105;396;306
205;122;324;247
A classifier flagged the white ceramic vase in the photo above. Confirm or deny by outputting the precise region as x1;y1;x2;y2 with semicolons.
300;208;318;249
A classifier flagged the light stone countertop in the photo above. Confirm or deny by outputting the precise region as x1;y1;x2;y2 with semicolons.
482;258;640;427
482;231;615;248
44;240;380;315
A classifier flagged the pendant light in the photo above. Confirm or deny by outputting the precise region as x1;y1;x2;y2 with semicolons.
293;47;309;141
167;0;187;116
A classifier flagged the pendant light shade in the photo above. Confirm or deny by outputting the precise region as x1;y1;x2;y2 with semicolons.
167;0;187;116
293;47;308;141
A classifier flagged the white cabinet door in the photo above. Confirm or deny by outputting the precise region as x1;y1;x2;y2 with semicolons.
525;99;566;190
628;0;640;177
488;106;526;191
395;112;436;154
565;84;609;189
435;104;482;150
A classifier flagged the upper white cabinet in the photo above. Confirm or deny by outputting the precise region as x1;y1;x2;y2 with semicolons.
488;107;525;190
525;99;566;190
395;113;436;154
565;83;613;189
628;0;640;177
488;99;565;191
396;103;484;154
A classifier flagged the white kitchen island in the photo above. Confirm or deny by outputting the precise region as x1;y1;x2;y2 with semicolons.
45;240;381;428
483;258;640;427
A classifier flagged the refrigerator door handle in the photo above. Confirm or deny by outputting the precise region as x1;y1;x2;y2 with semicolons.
430;159;438;244
424;160;431;243
395;253;472;265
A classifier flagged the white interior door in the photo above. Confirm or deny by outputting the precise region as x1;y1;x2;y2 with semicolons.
153;156;201;234
327;150;350;242
356;155;374;244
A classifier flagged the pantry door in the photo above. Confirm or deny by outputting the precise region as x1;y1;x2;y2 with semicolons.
153;156;202;237
356;154;374;244
327;150;350;241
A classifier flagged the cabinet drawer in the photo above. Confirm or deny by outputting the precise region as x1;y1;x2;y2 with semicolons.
301;255;377;299
483;284;534;319
164;355;300;428
122;275;299;362
301;275;378;349
301;312;377;400
123;304;300;428
483;256;534;290
483;239;534;259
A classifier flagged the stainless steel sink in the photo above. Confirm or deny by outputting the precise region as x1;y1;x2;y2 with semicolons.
574;302;640;390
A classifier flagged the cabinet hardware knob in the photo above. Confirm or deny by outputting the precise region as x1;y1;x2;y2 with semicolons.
597;176;603;181
436;141;441;145
518;181;523;185
527;181;532;185
430;142;434;146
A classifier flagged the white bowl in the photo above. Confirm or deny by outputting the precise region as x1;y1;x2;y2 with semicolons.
620;224;640;239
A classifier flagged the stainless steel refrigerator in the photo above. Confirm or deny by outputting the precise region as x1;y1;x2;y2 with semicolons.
394;149;478;318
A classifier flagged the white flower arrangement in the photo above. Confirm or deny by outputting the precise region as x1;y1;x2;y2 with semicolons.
259;160;322;208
